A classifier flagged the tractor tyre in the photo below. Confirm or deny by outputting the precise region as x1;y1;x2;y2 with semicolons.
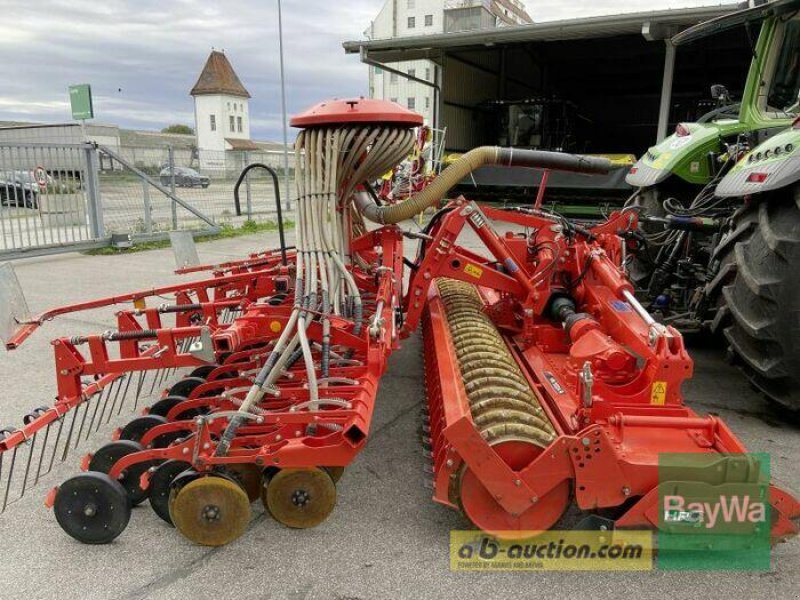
719;186;800;412
627;186;666;286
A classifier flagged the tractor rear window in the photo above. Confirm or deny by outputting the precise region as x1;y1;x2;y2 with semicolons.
767;20;800;113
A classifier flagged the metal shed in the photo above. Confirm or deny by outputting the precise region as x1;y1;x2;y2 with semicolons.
344;5;753;158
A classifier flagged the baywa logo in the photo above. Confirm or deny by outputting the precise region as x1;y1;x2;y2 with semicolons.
657;452;772;571
662;494;767;529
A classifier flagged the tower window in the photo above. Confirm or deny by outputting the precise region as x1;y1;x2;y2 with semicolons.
407;97;415;110
408;68;415;78
229;115;235;131
424;14;433;26
210;114;216;131
390;72;398;84
237;116;243;133
408;16;415;29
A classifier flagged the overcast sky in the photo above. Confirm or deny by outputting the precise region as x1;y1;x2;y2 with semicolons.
0;1;737;140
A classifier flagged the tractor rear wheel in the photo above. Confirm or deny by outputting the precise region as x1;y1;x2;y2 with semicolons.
719;187;800;412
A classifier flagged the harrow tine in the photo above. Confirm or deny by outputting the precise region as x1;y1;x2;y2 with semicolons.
105;380;122;425
155;364;169;390
33;422;51;486
60;403;80;462
134;371;146;403
111;376;126;416
18;431;37;499
2;446;18;511
85;387;105;439
46;417;64;474
74;399;91;445
147;369;159;397
94;386;114;437
153;367;164;390
118;372;134;410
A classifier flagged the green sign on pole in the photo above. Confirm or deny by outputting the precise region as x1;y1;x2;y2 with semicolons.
69;84;94;120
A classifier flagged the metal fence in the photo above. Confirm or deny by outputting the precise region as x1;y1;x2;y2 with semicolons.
0;142;293;259
98;145;293;236
0;143;102;256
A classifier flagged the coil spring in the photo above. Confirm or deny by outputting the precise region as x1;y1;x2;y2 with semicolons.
102;329;158;341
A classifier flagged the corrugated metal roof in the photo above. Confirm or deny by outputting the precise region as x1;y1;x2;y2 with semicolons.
190;50;251;98
343;4;739;57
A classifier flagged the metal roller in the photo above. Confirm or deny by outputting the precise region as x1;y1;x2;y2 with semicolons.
434;278;556;447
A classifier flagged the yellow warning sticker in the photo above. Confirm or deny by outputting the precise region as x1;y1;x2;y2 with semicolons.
464;263;483;279
133;298;146;310
651;381;667;405
269;320;282;333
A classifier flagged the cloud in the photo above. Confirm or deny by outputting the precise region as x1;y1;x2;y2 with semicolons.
0;1;737;140
0;0;379;139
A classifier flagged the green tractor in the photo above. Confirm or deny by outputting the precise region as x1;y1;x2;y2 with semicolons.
627;0;800;413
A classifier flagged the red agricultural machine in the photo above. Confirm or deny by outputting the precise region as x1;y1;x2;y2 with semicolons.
0;98;797;548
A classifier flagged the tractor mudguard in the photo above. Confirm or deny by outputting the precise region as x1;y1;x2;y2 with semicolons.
626;121;742;187
716;127;800;197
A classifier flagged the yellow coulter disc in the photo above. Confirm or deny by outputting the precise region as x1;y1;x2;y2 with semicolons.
264;468;337;529
171;476;251;546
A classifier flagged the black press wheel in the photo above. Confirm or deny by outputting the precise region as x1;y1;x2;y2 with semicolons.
189;365;218;380
119;415;167;444
168;376;206;399
88;440;156;505
149;460;192;525
53;472;131;544
119;414;186;448
148;395;186;418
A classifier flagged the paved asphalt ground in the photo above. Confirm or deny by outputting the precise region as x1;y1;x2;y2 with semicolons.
0;228;797;600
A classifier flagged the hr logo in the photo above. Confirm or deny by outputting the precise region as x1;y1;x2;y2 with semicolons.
663;494;767;529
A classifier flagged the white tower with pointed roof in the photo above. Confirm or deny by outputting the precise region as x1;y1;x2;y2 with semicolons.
191;50;254;157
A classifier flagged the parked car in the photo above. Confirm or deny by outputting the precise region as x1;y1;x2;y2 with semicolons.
159;166;210;188
0;170;51;209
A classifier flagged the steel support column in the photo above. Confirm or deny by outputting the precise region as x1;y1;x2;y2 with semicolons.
656;40;676;142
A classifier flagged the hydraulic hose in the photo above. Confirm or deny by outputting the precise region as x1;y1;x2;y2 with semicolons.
354;147;612;224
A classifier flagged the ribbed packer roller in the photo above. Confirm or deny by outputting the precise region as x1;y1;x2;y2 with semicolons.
424;278;566;533
0;96;797;549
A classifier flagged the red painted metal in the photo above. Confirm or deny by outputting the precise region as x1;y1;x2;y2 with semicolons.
412;199;798;542
1;152;797;547
290;97;423;128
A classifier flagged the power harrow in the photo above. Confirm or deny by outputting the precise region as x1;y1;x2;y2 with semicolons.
0;98;797;548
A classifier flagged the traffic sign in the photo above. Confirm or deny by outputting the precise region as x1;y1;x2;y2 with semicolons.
34;166;47;190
